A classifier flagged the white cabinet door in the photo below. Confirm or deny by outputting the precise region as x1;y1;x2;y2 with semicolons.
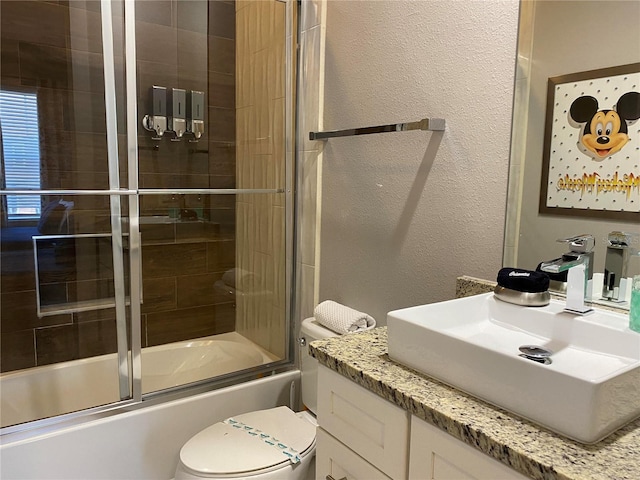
409;416;530;480
316;428;392;480
317;365;410;479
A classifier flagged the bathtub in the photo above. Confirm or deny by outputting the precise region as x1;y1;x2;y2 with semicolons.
0;332;279;428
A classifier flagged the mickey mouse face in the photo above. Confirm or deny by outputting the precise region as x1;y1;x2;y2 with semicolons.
570;91;640;160
581;109;628;158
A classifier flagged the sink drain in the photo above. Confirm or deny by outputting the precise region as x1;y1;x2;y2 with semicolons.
518;345;553;365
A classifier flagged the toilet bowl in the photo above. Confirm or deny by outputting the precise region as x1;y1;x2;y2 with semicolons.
174;318;338;480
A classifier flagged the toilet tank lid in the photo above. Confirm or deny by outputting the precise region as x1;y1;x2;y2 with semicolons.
300;317;339;342
179;406;315;475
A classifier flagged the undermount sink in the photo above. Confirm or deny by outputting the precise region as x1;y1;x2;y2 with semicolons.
387;292;640;443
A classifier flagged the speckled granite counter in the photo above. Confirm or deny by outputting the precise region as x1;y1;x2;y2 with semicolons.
309;283;640;480
456;275;496;297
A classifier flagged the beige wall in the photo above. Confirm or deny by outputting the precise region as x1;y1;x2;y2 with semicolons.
315;0;520;324
294;0;327;328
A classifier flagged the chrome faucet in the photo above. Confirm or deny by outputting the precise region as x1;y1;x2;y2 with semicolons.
540;234;595;315
602;231;636;302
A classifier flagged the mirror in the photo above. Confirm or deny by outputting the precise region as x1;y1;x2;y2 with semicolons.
505;0;640;310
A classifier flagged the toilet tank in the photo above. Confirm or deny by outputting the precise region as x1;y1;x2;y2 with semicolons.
299;317;338;415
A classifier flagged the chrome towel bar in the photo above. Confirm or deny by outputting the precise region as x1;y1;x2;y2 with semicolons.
309;117;445;141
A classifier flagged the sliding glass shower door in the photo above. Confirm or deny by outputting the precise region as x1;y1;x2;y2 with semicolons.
1;0;293;431
0;0;136;429
135;0;290;395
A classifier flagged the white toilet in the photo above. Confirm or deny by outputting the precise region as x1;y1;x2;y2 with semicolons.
174;318;338;480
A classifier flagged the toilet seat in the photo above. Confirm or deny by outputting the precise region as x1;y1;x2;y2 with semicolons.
178;406;316;478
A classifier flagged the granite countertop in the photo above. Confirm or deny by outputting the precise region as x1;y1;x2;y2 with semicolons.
309;328;640;480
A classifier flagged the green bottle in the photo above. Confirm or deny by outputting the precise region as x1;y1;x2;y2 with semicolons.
630;276;640;333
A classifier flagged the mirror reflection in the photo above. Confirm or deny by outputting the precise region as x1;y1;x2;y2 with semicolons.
505;0;640;310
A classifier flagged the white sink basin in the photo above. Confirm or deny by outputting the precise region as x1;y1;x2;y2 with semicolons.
387;292;640;443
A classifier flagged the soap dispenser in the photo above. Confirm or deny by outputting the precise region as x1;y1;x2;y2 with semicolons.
187;90;205;141
142;85;167;139
169;88;187;140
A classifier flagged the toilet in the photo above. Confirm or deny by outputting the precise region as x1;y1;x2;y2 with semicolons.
174;317;338;480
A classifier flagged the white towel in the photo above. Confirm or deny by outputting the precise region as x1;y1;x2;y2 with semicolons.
313;300;376;335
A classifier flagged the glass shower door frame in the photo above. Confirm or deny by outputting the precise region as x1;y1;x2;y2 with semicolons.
103;0;137;403
123;0;142;404
1;0;297;436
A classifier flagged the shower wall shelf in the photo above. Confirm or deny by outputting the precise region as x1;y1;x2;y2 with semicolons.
39;298;132;318
309;117;446;141
32;232;134;318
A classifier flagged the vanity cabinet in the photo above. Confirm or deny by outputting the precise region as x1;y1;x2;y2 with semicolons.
316;365;530;480
409;416;529;480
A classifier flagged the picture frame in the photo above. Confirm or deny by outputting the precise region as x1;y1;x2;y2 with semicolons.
539;63;640;221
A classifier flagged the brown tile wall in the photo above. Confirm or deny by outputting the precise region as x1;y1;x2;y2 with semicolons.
0;0;238;373
235;0;287;359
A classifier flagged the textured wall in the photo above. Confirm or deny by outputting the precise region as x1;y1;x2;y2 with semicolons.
317;0;519;324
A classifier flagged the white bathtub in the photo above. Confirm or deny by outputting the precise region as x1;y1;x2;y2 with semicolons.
0;332;279;428
0;371;299;479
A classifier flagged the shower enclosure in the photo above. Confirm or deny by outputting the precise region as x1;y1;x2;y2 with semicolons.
0;0;294;431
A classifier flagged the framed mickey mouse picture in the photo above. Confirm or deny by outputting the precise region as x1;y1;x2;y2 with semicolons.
539;63;640;220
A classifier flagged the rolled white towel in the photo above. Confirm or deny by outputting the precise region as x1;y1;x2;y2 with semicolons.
313;300;376;335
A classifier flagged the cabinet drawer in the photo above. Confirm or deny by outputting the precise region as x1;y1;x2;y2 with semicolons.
317;365;409;479
316;428;392;480
409;416;529;480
